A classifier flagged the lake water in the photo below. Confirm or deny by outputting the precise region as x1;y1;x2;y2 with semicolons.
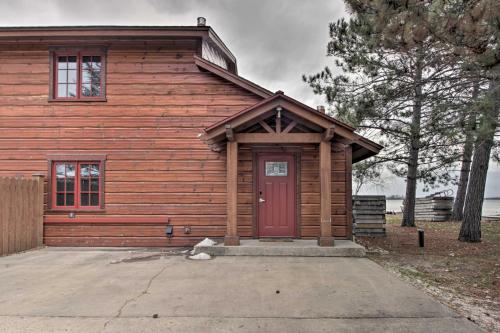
386;199;500;217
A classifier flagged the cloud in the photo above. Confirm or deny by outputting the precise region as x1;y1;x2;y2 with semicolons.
148;0;204;15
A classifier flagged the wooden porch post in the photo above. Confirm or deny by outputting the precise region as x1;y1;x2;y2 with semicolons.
345;145;353;240
318;140;334;246
224;140;240;246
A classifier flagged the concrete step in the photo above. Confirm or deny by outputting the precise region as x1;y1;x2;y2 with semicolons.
193;239;366;257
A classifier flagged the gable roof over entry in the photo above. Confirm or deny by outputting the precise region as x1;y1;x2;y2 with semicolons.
199;90;382;163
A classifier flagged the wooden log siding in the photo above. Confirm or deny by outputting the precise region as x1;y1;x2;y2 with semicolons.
300;144;348;239
0;43;260;247
0;176;44;256
0;42;350;246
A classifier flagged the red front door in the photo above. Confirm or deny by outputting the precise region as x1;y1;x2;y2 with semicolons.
257;153;296;237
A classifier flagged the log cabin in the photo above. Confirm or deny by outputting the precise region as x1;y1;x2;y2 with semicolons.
0;19;382;247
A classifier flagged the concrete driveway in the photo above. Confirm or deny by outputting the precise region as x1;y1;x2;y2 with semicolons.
0;248;482;333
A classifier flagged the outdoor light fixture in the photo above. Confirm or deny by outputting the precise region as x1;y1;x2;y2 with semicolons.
184;226;192;234
165;224;173;238
276;106;282;118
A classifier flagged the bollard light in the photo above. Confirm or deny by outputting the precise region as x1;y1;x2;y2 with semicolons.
418;229;424;248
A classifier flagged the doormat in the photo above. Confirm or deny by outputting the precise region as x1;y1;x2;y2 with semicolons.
259;238;294;242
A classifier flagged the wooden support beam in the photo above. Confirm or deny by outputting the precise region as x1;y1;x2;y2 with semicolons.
282;112;324;133
276;107;282;133
283;120;297;133
322;126;335;142
225;124;235;142
318;140;334;247
259;120;275;134
234;133;321;144
202;98;360;144
224;141;240;246
345;145;353;240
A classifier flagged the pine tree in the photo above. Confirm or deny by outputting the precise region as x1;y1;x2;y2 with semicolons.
352;159;383;195
340;0;499;241
425;0;499;242
304;1;466;227
451;83;479;221
460;80;499;241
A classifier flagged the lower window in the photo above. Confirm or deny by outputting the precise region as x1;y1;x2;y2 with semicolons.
52;161;102;209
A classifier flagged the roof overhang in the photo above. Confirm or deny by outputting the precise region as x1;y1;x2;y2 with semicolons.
200;92;382;162
195;56;272;98
0;25;237;73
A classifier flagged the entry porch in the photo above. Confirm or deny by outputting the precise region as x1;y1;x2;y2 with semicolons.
193;239;366;257
199;91;381;247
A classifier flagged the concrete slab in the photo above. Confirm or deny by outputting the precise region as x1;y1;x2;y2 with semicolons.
0;248;483;333
194;239;366;257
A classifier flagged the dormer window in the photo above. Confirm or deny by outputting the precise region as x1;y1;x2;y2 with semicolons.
51;50;106;101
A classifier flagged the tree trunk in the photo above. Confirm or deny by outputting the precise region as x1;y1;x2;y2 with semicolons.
452;84;479;220
459;78;499;242
402;50;423;227
452;136;474;220
355;180;362;195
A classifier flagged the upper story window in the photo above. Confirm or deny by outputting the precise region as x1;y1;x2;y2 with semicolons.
51;51;106;101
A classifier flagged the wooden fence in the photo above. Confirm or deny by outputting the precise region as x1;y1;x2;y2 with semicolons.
0;175;44;256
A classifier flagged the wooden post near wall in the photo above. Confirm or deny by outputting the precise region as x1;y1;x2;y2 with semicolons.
32;174;44;247
224;141;240;246
318;141;334;246
345;146;353;240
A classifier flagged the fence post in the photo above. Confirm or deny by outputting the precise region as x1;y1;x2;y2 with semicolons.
32;174;45;247
0;178;5;256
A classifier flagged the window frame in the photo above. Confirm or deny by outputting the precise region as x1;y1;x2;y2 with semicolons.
49;48;107;102
47;155;106;212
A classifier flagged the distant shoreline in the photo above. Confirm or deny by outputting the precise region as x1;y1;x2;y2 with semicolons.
384;197;500;200
384;198;499;217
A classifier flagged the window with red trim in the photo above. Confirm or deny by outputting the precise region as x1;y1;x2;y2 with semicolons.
53;52;105;100
52;161;103;209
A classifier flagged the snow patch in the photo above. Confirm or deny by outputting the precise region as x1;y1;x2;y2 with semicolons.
194;238;217;247
189;252;212;260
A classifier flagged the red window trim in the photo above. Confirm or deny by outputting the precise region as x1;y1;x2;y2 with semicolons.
49;49;107;102
47;156;106;212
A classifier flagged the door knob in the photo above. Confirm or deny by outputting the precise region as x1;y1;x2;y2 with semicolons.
259;198;266;203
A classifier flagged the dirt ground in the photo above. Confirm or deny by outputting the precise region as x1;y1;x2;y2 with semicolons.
356;215;500;332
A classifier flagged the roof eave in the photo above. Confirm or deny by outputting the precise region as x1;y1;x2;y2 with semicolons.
0;25;239;74
351;135;383;163
0;25;211;39
194;55;273;99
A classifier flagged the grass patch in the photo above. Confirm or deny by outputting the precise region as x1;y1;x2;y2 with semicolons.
483;222;500;244
398;266;428;281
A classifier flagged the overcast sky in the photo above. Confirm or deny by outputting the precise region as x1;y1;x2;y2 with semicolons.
1;0;498;197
